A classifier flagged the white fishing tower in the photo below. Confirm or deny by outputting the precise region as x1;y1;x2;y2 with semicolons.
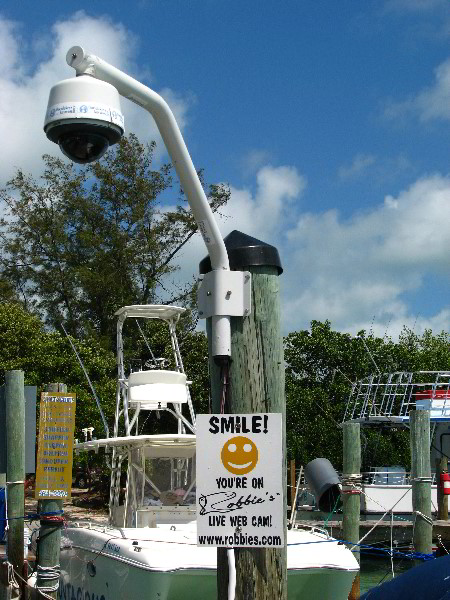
343;371;450;425
343;370;450;467
76;305;198;528
114;305;196;437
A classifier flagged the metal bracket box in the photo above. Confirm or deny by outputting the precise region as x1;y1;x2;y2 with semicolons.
197;270;251;319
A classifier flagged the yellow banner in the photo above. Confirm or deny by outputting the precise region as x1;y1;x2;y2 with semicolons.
35;392;76;500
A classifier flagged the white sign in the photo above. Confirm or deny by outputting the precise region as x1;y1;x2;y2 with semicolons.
196;413;284;548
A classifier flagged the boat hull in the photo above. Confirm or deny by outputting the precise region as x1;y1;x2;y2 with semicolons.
59;551;216;600
361;484;438;513
59;526;358;600
60;550;357;600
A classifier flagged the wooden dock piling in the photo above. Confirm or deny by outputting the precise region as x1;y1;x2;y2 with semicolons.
5;371;25;593
342;421;361;600
410;409;432;556
205;232;286;600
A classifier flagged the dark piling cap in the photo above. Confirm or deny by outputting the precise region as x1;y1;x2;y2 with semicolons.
199;230;283;275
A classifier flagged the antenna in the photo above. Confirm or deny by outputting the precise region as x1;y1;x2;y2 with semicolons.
358;334;381;375
61;323;109;438
383;318;391;340
135;319;156;363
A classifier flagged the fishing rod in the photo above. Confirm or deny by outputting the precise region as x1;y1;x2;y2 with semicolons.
61;322;109;438
135;319;156;363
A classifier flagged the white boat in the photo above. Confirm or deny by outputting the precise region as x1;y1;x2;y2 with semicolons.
343;371;450;515
359;467;438;514
59;305;359;599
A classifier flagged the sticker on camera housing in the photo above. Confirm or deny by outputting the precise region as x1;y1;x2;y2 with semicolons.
46;102;124;129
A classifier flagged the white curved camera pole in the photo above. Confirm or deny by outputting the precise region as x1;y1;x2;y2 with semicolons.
66;46;234;358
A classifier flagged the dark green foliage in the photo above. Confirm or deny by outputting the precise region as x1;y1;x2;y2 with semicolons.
0;139;225;489
0;136;225;434
0;302;116;442
0;135;230;346
285;320;450;471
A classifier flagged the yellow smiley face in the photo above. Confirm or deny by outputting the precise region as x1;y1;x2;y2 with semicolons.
221;436;259;475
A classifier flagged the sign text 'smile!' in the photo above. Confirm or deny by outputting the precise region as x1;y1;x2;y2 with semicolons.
196;413;284;548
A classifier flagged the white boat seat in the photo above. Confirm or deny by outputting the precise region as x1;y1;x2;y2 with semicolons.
127;370;188;409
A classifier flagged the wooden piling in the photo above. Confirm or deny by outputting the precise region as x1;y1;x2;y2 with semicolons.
205;232;286;600
342;422;360;600
230;264;286;600
0;384;5;489
410;410;432;556
0;387;5;600
36;383;65;599
0;372;25;600
0;566;12;600
5;371;25;587
437;455;449;521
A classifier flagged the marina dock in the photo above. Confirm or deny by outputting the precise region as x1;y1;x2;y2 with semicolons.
296;516;450;547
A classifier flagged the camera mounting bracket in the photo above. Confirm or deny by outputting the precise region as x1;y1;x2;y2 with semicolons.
197;270;252;319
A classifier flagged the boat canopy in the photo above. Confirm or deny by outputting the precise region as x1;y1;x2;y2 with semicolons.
114;305;186;321
75;434;196;458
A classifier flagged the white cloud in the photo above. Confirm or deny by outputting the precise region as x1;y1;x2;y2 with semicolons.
351;309;450;340
384;0;448;12
167;164;307;303
339;154;413;185
240;149;273;177
176;164;450;340
0;12;192;186
415;59;450;121
338;154;376;181
0;18;26;81
283;174;450;335
384;58;450;123
223;165;307;242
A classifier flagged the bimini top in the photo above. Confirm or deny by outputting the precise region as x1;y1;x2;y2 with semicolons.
114;305;186;322
75;434;196;458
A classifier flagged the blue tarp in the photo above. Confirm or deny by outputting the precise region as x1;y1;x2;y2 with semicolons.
0;487;5;541
361;555;450;599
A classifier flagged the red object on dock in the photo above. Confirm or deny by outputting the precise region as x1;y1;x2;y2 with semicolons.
440;472;450;495
415;389;450;400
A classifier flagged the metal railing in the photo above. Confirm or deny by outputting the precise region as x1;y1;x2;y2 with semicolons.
343;371;450;423
361;470;441;486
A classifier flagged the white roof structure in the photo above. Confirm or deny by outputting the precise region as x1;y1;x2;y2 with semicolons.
114;305;186;321
75;434;196;458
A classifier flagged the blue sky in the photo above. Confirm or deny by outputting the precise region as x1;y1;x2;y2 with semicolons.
0;1;449;337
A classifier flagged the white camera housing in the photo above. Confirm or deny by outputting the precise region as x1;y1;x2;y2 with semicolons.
44;75;124;164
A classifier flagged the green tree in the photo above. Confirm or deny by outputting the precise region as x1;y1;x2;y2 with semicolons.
285;321;450;470
0;135;230;346
0;302;116;441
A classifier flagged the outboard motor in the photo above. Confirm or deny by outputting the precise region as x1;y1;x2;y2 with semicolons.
304;458;341;512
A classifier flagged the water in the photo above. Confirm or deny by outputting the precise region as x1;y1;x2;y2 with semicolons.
360;554;416;594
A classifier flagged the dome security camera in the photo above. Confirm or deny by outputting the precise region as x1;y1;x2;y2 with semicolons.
44;75;124;164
